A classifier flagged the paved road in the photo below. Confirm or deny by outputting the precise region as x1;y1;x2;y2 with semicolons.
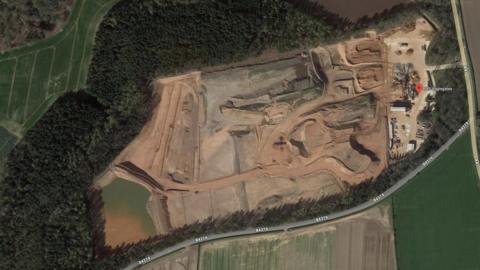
426;62;463;87
452;0;480;178
121;122;469;270
457;0;480;112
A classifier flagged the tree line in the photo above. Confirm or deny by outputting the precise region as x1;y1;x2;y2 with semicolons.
0;0;464;269
421;0;460;64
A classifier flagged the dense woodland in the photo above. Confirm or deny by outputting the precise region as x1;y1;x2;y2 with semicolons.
0;0;464;269
0;93;107;269
0;0;73;50
421;0;460;64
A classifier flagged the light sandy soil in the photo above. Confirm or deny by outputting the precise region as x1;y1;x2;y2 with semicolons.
384;19;436;155
114;72;202;183
95;20;434;245
104;211;151;248
98;37;389;238
244;173;341;209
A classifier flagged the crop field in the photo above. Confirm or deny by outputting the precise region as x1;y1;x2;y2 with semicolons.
393;133;480;270
200;232;335;270
0;0;120;159
193;205;396;270
135;204;395;270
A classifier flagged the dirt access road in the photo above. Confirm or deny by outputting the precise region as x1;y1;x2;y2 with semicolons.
97;21;439;245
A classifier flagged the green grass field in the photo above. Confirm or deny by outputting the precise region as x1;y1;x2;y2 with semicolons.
0;0;120;159
393;132;480;270
199;231;334;270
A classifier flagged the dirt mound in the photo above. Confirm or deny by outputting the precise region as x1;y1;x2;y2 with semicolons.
346;39;384;65
357;65;385;90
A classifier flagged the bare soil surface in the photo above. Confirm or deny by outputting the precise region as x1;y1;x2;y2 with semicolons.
104;212;151;247
96;20;434;244
102;34;389;235
115;72;202;184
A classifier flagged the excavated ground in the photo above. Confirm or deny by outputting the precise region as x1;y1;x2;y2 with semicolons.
93;21;436;245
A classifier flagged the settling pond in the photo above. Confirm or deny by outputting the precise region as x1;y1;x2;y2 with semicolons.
102;178;156;246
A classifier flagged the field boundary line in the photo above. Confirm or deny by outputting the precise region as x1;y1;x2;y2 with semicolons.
45;21;78;97
0;138;11;151
22;51;39;123
21;46;55;125
0;139;13;155
5;58;18;119
0;56;19;63
64;23;79;93
69;0;90;91
196;245;201;270
0;57;17;118
21;96;57;128
75;1;106;90
75;13;90;91
1;49;58;62
76;0;121;90
44;46;57;100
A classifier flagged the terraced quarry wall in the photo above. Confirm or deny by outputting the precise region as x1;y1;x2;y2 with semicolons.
94;19;438;248
96;32;395;245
